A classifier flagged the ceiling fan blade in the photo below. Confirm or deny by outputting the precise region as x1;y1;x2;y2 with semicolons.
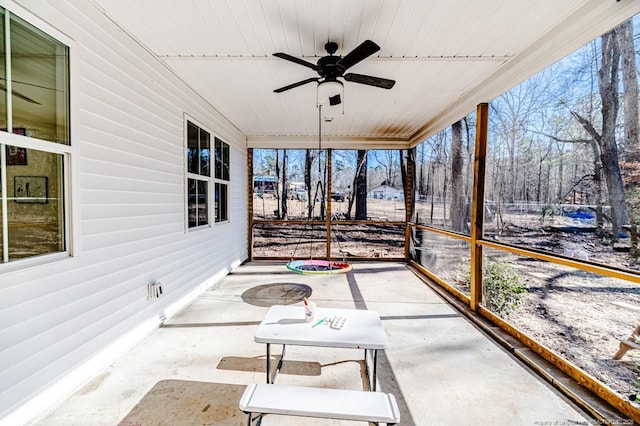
273;52;320;71
12;90;42;105
0;83;41;104
337;40;380;71
344;73;395;89
274;77;319;93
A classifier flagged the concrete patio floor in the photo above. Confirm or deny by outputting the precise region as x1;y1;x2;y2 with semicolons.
29;261;597;425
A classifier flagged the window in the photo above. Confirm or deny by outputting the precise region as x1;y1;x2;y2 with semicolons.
185;123;229;227
186;121;210;228
0;9;70;264
214;137;230;223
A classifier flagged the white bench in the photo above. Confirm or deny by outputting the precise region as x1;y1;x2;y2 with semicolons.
239;383;400;425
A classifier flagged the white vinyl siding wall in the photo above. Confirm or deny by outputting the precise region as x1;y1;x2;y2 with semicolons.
0;0;248;422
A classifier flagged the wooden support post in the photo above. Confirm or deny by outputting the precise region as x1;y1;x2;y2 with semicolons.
404;148;415;260
248;148;254;260
326;149;332;260
470;103;488;311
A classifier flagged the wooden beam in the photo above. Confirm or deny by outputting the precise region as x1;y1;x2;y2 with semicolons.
248;148;254;260
404;149;415;260
326;149;332;260
470;103;488;311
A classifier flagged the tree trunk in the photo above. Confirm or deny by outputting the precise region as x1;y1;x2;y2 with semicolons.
617;19;640;252
556;149;564;202
536;159;543;203
451;120;467;232
590;140;604;228
418;145;426;197
274;149;281;218
355;150;368;220
429;162;435;224
281;149;288;219
598;29;628;238
304;150;314;218
508;125;517;204
617;19;640;163
319;152;326;220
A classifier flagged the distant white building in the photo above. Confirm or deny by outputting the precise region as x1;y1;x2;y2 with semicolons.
368;185;404;200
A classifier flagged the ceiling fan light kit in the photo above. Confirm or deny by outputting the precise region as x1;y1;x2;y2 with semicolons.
317;79;343;112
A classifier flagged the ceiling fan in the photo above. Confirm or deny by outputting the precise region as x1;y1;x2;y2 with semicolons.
272;40;396;96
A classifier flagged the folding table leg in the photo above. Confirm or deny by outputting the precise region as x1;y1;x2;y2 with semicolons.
265;343;271;383
272;345;286;383
247;413;263;426
364;349;379;391
373;349;378;391
265;343;287;384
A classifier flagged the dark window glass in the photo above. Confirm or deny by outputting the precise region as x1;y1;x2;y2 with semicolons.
187;122;198;174
9;13;69;144
4;148;65;261
215;182;228;222
187;122;210;177
215;137;229;181
200;129;210;177
187;178;208;228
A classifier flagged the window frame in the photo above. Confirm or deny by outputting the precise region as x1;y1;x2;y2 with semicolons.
185;118;212;230
214;136;230;224
0;5;74;270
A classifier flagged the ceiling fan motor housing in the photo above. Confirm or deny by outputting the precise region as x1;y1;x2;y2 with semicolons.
324;41;338;55
317;55;344;80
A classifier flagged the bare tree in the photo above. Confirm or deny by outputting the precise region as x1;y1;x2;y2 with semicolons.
617;18;640;251
570;27;628;239
274;149;282;218
304;150;317;218
371;150;399;187
451;120;468;232
417;143;427;198
354;150;368;220
280;149;288;219
617;19;640;162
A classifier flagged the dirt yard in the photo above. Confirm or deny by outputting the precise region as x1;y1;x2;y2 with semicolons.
253;195;640;406
495;231;640;405
442;227;640;406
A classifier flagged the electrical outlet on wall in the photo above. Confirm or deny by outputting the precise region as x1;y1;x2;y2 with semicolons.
147;281;164;300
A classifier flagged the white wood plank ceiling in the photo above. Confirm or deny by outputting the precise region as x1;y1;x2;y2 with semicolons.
92;0;640;149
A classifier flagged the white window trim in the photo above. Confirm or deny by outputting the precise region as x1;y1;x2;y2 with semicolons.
183;116;232;229
213;137;230;224
184;116;212;231
0;3;77;272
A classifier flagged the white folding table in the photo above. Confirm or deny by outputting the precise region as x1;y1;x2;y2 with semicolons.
254;305;387;391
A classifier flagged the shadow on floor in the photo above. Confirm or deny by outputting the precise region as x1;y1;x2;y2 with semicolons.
217;355;322;376
118;380;247;426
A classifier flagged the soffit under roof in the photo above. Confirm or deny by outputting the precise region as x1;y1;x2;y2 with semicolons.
92;0;640;149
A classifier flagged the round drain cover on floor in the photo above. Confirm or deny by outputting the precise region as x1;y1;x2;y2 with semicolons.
241;283;312;307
